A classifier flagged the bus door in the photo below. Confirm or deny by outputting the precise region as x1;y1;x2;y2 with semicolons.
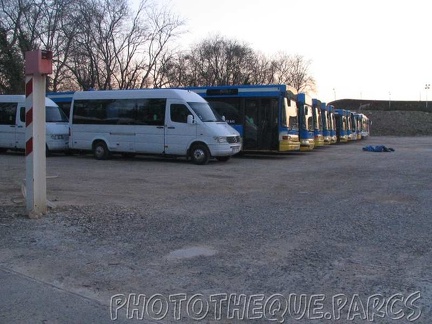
164;101;197;155
0;103;18;148
134;98;165;154
244;98;278;150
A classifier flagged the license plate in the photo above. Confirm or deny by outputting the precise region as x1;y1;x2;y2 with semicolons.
232;147;240;154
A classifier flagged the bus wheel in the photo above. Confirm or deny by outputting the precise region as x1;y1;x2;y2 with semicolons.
216;156;231;162
190;144;210;165
93;141;110;160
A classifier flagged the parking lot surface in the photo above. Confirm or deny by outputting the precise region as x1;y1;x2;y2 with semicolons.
0;136;431;323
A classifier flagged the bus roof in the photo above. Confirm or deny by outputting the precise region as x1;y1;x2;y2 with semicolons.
72;89;206;102
312;98;322;107
184;84;296;98
0;95;58;106
0;95;25;102
47;91;75;103
296;93;313;105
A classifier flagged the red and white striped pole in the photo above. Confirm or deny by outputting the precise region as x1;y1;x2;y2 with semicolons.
25;50;52;218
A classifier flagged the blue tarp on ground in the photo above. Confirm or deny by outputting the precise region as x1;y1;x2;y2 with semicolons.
362;145;395;152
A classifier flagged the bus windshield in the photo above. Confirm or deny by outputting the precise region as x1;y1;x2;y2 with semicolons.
282;98;298;130
304;106;313;131
188;102;224;122
285;104;298;130
47;105;68;122
322;111;329;131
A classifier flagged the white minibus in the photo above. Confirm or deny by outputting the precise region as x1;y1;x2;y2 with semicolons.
0;95;69;154
69;89;242;164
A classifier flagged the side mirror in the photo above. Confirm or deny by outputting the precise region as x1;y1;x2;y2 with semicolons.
187;115;195;124
222;115;226;121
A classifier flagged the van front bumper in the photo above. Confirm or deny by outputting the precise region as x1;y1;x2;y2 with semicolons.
209;143;242;157
47;137;69;151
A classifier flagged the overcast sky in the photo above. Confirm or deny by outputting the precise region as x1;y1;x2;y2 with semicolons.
153;0;431;103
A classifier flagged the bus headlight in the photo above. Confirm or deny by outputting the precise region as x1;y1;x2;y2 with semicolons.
213;136;228;143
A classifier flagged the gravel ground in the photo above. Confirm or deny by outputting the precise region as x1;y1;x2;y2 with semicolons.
0;136;431;323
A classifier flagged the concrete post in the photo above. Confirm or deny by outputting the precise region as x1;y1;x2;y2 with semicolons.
25;50;52;218
25;75;47;217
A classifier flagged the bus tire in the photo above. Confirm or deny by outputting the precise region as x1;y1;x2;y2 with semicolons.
190;144;210;165
216;156;231;162
93;141;110;160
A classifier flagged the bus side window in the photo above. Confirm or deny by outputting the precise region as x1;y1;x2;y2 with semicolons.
20;106;25;122
0;103;16;125
170;104;190;123
136;99;165;126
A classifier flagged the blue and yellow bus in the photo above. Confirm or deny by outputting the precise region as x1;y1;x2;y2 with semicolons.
320;103;332;145
334;109;349;143
296;93;315;151
329;105;337;143
347;111;356;141
312;99;324;147
357;113;370;138
352;113;362;140
185;85;300;152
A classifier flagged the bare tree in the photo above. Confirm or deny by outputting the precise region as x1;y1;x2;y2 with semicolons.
1;0;38;52
281;54;316;93
64;0;128;90
0;26;25;93
246;52;275;85
0;0;36;93
1;0;79;91
40;0;77;91
1;0;185;91
173;35;256;86
137;2;185;88
65;0;184;90
151;50;183;88
161;36;316;95
1;0;315;94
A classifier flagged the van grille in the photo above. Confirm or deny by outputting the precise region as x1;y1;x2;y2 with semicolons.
227;136;241;144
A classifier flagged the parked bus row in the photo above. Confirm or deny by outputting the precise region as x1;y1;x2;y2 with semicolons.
1;90;241;164
0;85;370;165
183;85;370;151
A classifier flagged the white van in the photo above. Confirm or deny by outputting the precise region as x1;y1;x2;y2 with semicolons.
0;95;69;154
69;89;242;164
